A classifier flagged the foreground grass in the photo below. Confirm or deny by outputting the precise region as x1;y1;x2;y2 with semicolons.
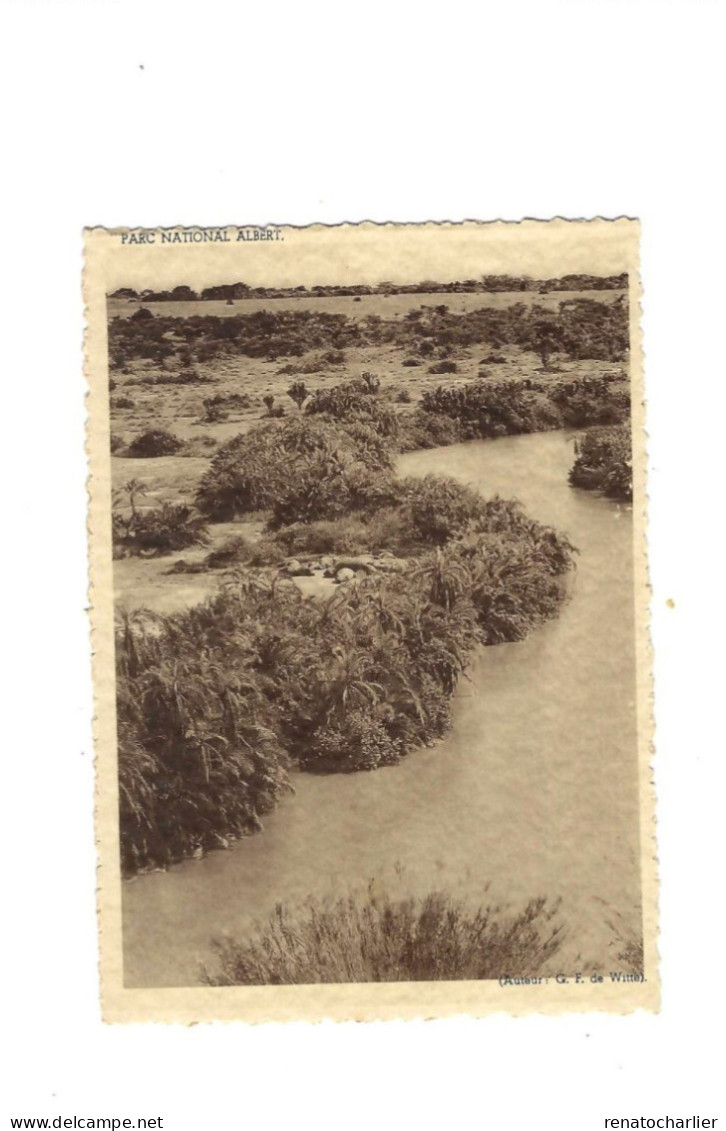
201;889;566;984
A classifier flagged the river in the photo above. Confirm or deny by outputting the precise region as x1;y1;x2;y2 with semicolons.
122;429;641;986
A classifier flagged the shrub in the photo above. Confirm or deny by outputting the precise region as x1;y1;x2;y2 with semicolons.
307;709;402;772
202;890;565;984
126;429;184;458
417;376;629;441
401;475;489;545
195;417;395;521
287;380;309;410
202;392;251;423
113;503;210;557
116;417;577;875
124;370;214;387
203;401;228;422
203;534;255;570
111;394;135;409
110;434;126;455
428;360;458;375
569;426;632;501
116;631;291;875
398;410;464;451
269;453;397;529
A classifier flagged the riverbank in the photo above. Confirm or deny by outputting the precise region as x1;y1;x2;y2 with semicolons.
121;429;640;987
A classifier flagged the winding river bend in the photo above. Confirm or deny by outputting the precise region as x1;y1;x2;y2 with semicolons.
122;429;641;987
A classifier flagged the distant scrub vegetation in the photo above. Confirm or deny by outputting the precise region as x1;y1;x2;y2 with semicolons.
569;425;633;501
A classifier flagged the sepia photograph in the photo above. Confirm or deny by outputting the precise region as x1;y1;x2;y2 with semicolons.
6;0;726;1122
86;220;656;1021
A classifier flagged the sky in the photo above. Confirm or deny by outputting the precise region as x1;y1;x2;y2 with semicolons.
87;219;639;293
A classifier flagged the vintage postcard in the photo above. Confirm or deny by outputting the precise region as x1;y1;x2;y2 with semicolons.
86;219;657;1022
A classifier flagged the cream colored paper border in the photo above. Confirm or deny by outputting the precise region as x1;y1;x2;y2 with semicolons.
85;219;658;1022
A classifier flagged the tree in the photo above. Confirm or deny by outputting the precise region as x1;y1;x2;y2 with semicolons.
286;380;309;411
530;320;564;372
114;477;148;521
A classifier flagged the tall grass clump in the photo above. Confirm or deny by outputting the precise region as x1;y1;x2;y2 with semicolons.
201;889;565;984
116;605;293;875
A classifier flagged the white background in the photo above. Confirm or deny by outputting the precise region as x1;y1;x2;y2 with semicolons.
1;0;724;1127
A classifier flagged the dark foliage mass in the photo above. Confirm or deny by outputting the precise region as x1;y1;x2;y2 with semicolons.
202;890;565;984
569;425;633;501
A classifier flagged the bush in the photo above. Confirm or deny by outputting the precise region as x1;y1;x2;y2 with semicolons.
428;360;458;374
307;708;403;772
202;392;251;423
305;380;399;438
569;426;632;501
401;358;421;367
202;890;564;984
111;394;135;409
113;503;210;557
124;370;214;387
418;375;629;441
203;534;256;570
126;429;184;458
110;434;126;455
196;417;396;521
116;633;291;875
398;410;465;451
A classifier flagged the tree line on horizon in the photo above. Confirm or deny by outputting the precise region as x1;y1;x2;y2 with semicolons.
109;272;629;303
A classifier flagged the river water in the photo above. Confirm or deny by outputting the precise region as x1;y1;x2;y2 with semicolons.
122;429;641;986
